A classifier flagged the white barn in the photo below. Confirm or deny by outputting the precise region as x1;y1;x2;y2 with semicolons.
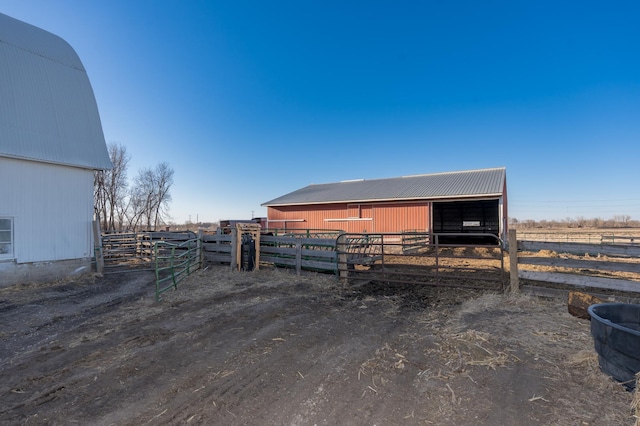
0;13;112;286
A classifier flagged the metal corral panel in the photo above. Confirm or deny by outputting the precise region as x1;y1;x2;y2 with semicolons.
0;157;94;263
0;13;111;170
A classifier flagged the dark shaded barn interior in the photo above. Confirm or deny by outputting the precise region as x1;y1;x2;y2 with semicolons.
432;200;500;244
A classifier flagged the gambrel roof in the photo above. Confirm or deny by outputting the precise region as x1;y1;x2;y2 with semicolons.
262;167;506;206
0;13;111;170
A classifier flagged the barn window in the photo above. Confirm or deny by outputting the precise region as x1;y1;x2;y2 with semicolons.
0;217;13;259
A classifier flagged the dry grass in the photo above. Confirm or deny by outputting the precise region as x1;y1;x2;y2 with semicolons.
565;350;625;392
0;271;99;295
456;292;533;317
414;294;528;375
442;329;513;370
4;259;635;425
163;265;338;303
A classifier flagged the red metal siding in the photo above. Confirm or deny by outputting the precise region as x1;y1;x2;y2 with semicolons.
348;205;373;233
371;202;430;233
267;201;430;234
267;205;348;231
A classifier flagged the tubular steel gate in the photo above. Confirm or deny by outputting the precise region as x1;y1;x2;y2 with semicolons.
99;231;198;274
336;232;506;290
154;238;201;301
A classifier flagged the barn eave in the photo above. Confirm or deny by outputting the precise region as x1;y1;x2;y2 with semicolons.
262;192;504;208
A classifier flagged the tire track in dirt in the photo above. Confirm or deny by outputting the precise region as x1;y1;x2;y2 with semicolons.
1;267;633;425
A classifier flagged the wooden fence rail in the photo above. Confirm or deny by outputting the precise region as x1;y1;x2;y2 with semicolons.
99;230;338;275
99;231;197;272
201;230;338;274
601;235;640;246
201;232;233;263
509;229;640;295
261;235;338;273
98;228;640;299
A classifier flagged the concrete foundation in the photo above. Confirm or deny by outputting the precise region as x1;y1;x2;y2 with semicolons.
0;258;93;287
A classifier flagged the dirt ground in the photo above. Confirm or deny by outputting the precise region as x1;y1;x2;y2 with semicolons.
0;266;635;425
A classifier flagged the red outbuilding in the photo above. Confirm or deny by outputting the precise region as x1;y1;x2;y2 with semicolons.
262;167;508;242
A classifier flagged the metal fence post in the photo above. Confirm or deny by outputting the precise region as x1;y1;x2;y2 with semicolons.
337;234;348;282
197;230;203;268
295;239;302;275
509;229;519;293
230;227;238;271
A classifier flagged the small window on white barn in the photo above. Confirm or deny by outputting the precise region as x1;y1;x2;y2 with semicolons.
0;218;13;259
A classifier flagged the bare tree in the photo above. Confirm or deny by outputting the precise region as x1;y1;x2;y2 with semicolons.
94;167;107;228
128;168;153;231
128;162;174;231
511;216;640;230
94;143;129;231
152;162;174;229
613;215;632;227
94;144;175;231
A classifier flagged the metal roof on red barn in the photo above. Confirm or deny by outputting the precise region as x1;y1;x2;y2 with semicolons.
262;167;506;206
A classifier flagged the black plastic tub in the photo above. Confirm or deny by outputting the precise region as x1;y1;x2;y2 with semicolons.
588;303;640;391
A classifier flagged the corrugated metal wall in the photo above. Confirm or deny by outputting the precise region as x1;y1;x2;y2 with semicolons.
0;157;94;263
267;204;347;231
371;202;430;233
0;13;112;170
267;201;430;233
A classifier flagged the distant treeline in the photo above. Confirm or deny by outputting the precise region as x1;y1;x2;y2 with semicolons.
168;222;218;232
511;215;639;229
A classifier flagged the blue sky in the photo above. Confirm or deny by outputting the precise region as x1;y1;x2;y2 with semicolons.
3;1;639;223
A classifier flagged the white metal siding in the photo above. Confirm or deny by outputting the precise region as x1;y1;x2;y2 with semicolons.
0;157;94;263
0;13;111;170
